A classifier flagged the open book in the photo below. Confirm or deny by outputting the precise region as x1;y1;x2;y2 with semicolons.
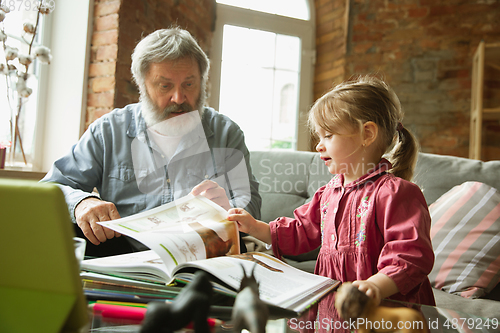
82;250;339;314
81;194;339;314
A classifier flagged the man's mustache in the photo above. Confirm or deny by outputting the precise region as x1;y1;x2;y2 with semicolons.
164;103;194;114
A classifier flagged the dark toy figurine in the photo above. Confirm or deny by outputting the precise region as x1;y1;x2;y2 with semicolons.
334;282;428;333
231;264;269;333
140;271;214;333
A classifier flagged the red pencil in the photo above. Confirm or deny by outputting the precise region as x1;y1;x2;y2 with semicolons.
89;303;222;327
90;303;147;322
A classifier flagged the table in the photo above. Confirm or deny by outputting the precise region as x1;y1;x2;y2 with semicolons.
84;300;499;333
87;311;290;333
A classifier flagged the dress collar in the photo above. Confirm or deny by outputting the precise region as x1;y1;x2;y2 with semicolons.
328;158;392;189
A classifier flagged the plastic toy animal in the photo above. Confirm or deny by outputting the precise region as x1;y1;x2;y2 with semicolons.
141;270;213;333
231;264;269;333
334;282;428;333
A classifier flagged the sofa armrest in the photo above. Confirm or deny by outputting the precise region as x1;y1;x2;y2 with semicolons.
432;288;500;320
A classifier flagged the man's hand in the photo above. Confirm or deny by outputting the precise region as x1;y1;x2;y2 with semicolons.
74;197;122;245
190;179;231;211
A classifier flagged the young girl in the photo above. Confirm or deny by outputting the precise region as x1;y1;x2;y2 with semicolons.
228;76;435;332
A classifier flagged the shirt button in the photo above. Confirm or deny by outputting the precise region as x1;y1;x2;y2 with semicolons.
331;234;336;241
205;175;209;179
333;207;338;213
167;179;171;183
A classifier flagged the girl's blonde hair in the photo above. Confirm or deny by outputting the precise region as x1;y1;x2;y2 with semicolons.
308;75;419;181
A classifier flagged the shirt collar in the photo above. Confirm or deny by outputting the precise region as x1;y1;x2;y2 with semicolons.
127;103;146;139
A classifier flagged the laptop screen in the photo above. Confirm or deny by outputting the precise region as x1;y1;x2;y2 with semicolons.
0;179;88;333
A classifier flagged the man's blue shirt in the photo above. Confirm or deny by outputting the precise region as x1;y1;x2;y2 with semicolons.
42;103;261;224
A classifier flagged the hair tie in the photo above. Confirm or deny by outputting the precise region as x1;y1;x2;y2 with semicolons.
397;122;403;132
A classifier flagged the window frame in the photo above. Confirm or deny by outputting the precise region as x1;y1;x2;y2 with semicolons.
209;2;315;151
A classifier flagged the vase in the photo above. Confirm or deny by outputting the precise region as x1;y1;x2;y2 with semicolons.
0;147;6;169
4;72;29;168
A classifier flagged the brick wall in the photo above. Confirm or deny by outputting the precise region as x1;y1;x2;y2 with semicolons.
314;0;500;160
86;0;216;127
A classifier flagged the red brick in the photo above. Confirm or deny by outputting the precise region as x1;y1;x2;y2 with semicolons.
316;0;334;10
385;28;425;41
317;21;335;36
352;23;370;33
92;76;116;93
89;61;116;77
429;5;455;17
96;44;118;61
94;1;120;17
92;30;118;46
419;39;440;49
95;13;119;31
423;134;459;148
409;7;429;18
352;32;384;43
319;31;339;44
353;42;375;54
438;69;470;80
315;66;344;83
87;92;115;107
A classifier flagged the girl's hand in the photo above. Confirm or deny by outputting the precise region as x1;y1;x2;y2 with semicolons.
352;280;382;306
352;273;399;306
227;208;256;233
227;208;272;244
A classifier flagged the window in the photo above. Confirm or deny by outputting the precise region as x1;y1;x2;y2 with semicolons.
0;5;46;169
217;0;309;20
0;1;93;172
210;1;315;151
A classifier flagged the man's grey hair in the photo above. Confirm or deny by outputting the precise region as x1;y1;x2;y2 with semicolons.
131;27;210;101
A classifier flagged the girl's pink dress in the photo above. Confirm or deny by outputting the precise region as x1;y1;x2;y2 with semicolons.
269;159;435;332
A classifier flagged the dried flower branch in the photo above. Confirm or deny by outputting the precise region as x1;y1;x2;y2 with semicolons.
0;0;53;166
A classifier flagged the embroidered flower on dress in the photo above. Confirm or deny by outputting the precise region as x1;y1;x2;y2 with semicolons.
329;174;342;188
355;196;371;246
321;203;329;217
356;196;370;218
320;202;329;244
355;222;366;247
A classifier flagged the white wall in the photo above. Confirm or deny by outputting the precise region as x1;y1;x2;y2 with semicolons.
35;0;94;172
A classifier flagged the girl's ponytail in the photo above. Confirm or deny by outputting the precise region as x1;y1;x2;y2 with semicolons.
389;125;419;181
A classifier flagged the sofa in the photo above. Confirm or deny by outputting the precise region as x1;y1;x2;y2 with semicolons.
247;150;500;320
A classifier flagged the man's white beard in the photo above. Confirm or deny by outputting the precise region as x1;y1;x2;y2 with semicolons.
149;111;201;137
140;89;204;137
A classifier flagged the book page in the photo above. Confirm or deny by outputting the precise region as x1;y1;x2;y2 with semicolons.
81;250;170;283
99;195;240;275
172;252;339;313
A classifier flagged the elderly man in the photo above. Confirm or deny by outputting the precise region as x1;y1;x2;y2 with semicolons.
42;27;261;256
